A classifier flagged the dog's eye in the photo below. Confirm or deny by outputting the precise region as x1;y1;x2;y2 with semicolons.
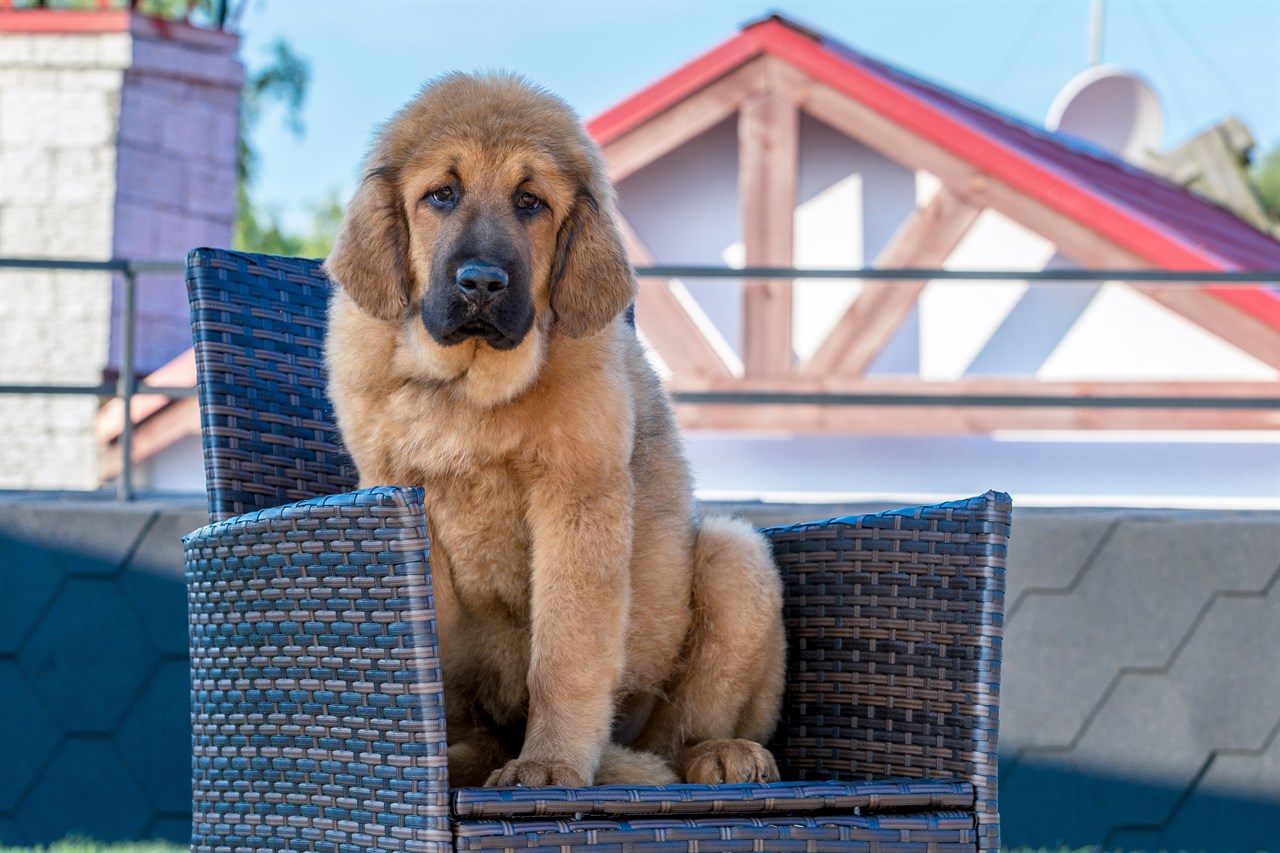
517;191;544;213
425;186;456;208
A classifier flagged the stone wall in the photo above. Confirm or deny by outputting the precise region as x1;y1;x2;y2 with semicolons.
0;16;240;490
0;33;123;489
0;493;1276;849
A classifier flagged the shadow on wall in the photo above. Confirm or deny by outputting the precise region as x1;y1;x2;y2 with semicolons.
0;500;206;845
1001;756;1280;851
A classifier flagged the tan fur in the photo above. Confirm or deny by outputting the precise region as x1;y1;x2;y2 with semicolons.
324;73;785;787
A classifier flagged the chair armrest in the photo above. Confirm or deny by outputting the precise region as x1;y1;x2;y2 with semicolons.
763;490;1010;851
184;486;452;853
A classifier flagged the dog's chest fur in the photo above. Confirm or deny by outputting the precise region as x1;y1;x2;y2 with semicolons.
421;452;543;723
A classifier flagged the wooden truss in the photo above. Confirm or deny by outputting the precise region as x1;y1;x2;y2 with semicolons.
599;56;1280;432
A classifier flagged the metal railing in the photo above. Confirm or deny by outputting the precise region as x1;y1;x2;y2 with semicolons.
0;257;189;500
1;256;1277;499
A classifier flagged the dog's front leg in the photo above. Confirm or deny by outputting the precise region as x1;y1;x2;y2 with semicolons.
485;469;634;787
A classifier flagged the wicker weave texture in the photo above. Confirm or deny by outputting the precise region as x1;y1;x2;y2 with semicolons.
453;812;976;851
186;248;357;522
184;486;450;853
452;778;973;818
765;491;1010;851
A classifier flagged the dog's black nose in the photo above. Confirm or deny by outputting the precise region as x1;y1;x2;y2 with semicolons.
456;261;508;302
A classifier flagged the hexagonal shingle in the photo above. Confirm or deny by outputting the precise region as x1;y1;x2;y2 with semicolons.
1162;581;1280;753
1163;723;1280;849
0;505;65;654
22;579;149;733
1004;512;1116;617
1061;670;1207;827
40;504;157;578
0;814;28;846
119;509;207;656
999;755;1124;847
1002;518;1278;751
18;738;150;843
0;661;61;811
116;659;192;815
144;815;191;845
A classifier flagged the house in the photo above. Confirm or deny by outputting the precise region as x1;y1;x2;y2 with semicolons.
101;14;1280;505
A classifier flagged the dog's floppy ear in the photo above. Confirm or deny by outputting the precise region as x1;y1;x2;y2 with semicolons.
550;189;637;338
323;166;412;321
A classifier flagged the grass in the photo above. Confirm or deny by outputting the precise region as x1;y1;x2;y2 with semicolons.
0;840;185;853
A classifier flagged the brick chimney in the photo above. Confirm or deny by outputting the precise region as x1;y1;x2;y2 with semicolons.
0;6;241;489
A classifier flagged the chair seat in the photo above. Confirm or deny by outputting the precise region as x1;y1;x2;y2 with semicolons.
453;810;977;851
452;778;974;819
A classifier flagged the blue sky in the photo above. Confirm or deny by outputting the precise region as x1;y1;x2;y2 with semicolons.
236;0;1280;233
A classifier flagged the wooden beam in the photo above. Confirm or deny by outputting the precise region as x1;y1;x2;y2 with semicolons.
796;75;1280;372
801;187;982;377
739;73;799;378
618;215;733;381
665;376;1280;398
601;59;768;184
670;375;1280;430
798;78;1145;267
675;402;1278;433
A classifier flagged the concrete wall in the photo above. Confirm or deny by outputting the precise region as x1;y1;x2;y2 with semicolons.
1;493;1276;849
0;19;240;491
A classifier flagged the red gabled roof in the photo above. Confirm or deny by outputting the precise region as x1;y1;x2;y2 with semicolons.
588;14;1280;329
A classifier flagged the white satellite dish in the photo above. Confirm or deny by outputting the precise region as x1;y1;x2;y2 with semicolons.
1046;65;1164;164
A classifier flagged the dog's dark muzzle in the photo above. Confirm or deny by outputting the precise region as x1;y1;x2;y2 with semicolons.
423;256;535;351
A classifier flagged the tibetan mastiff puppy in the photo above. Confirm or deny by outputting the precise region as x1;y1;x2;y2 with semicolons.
323;73;785;788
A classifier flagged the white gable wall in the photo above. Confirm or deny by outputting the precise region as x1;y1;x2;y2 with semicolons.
617;118;742;360
1040;284;1278;380
919;208;1057;380
792;114;916;362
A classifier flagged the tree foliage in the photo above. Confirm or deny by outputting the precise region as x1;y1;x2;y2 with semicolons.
229;39;339;257
1252;143;1280;224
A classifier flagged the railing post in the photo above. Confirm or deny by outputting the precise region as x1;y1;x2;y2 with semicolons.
116;265;137;500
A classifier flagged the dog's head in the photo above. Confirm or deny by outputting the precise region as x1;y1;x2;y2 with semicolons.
324;73;635;404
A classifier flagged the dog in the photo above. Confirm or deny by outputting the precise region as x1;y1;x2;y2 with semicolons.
323;73;785;788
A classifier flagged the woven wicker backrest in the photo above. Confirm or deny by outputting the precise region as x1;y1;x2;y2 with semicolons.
186;248;357;522
765;490;1009;841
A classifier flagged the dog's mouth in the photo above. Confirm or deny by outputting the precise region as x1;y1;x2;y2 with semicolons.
437;318;522;350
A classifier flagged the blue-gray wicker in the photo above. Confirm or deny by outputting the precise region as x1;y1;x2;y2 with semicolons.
185;248;1010;852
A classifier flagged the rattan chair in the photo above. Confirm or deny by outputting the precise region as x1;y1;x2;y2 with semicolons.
183;247;1010;852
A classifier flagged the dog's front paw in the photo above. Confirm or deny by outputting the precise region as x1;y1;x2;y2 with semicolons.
681;739;779;784
485;758;589;788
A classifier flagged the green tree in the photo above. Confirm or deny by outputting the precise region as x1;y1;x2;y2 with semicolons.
231;39;324;256
231;39;342;257
1252;143;1280;224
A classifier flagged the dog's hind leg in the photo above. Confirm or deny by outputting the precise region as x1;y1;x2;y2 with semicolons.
594;744;678;786
635;515;786;784
447;725;513;788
